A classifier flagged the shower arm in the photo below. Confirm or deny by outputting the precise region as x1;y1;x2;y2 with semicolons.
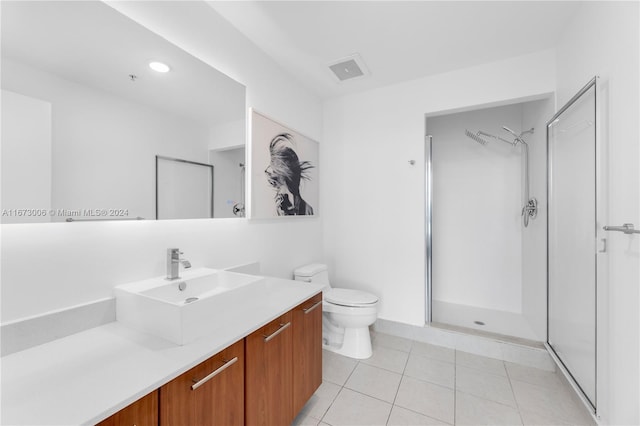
465;126;537;227
477;131;515;146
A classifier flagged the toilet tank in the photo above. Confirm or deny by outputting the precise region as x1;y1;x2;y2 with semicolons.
293;263;331;290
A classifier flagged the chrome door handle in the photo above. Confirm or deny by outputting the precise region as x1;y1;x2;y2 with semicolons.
302;300;322;314
263;322;291;342
191;357;238;390
603;223;640;234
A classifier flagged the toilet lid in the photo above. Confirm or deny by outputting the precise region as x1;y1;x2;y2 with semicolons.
325;289;378;307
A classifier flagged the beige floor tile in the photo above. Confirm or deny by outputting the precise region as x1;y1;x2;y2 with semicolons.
361;345;409;374
511;379;592;425
394;376;455;424
455;391;523;425
372;331;413;353
404;353;455;388
322;350;358;385
322;388;392;426
387;406;451;425
519;408;585;426
411;341;455;363
344;362;402;403
456;365;517;407
292;410;321;426
456;351;507;376
300;381;342;420
505;362;564;389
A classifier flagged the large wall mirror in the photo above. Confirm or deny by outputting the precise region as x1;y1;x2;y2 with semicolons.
1;1;246;223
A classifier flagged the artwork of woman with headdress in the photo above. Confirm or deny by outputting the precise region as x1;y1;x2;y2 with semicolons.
265;133;314;215
251;111;319;218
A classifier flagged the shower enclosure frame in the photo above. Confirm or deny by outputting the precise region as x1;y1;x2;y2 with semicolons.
545;76;603;418
423;77;604;420
425;134;433;323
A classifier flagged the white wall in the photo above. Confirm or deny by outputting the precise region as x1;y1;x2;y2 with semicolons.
322;49;556;326
2;58;209;221
428;104;524;313
209;119;245;151
555;2;639;424
1;90;52;223
1;1;323;323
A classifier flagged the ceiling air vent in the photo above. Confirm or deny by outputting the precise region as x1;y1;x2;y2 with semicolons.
328;54;369;82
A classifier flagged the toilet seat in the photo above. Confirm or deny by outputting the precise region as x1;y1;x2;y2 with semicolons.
325;288;378;307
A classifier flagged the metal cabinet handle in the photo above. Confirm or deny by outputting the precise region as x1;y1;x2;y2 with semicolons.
191;357;238;390
302;300;322;314
603;223;640;234
263;322;291;342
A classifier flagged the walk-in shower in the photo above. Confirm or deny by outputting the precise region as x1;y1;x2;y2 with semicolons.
465;126;538;227
426;99;553;341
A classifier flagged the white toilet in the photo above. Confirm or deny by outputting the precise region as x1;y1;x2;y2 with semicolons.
294;263;378;359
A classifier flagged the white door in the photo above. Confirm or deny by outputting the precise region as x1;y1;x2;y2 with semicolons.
547;77;599;409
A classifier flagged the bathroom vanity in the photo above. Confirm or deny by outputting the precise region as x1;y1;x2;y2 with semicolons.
1;277;323;425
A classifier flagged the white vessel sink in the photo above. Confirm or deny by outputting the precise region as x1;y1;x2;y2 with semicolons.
115;268;265;345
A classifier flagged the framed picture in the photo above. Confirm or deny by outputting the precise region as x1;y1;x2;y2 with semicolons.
249;110;319;218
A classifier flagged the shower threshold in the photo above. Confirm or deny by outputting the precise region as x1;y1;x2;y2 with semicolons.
431;321;545;349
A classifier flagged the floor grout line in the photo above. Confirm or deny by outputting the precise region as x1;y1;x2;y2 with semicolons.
453;349;457;425
384;343;411;425
319;357;361;424
504;360;526;426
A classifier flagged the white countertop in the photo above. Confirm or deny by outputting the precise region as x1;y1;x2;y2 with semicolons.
1;277;323;425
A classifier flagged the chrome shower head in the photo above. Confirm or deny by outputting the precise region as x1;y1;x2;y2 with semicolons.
502;126;519;138
465;129;488;145
468;129;516;146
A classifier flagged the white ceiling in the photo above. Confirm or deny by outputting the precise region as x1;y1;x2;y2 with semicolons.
209;1;581;99
2;1;245;127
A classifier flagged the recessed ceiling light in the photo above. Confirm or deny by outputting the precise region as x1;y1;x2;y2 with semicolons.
149;61;170;73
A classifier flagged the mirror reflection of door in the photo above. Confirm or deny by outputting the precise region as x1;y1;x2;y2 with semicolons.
156;157;213;220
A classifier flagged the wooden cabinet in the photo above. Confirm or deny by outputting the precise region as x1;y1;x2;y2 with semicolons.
159;340;244;426
96;391;158;426
245;311;294;426
97;292;321;426
292;293;323;415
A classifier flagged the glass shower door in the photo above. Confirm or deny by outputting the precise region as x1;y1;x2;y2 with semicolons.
547;77;599;409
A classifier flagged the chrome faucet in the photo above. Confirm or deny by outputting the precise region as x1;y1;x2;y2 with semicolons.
166;248;191;280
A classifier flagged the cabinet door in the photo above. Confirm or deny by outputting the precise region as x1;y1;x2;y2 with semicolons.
160;340;244;426
245;311;293;426
292;293;323;416
96;390;158;426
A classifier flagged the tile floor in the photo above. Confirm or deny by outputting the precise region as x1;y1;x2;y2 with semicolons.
292;332;594;426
